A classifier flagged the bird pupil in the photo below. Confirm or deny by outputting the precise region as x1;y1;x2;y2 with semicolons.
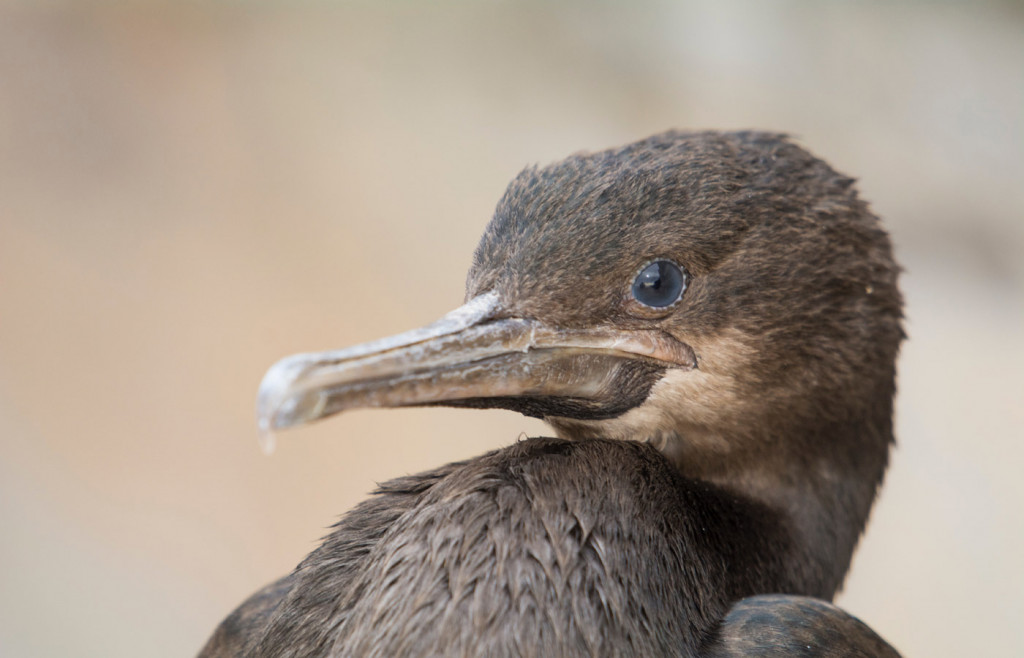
632;260;685;308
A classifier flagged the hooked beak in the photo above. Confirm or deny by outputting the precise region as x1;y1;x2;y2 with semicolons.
256;291;695;450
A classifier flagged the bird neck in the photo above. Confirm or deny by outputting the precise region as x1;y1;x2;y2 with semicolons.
551;398;893;600
675;413;891;599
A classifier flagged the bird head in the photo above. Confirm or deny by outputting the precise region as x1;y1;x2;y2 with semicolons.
261;130;901;460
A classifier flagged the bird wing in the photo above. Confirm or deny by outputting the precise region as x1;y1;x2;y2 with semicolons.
701;594;901;657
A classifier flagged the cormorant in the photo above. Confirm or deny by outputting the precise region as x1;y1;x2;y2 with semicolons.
200;131;903;657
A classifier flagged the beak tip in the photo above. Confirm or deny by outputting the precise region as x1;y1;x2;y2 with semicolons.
257;352;334;442
255;380;282;454
255;353;311;447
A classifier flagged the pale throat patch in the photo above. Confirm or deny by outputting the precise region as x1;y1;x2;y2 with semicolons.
547;368;737;452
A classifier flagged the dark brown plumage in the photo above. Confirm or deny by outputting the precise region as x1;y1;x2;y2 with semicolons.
200;131;903;657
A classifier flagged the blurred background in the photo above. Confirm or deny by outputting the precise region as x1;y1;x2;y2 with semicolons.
1;1;1021;656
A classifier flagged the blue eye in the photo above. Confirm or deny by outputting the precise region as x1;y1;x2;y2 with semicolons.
631;260;687;308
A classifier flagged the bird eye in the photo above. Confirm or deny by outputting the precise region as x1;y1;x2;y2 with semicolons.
631;260;687;308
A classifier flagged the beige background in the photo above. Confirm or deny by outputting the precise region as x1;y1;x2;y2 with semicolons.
2;2;1022;656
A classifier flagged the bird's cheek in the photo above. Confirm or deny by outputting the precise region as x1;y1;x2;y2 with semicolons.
682;327;760;378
